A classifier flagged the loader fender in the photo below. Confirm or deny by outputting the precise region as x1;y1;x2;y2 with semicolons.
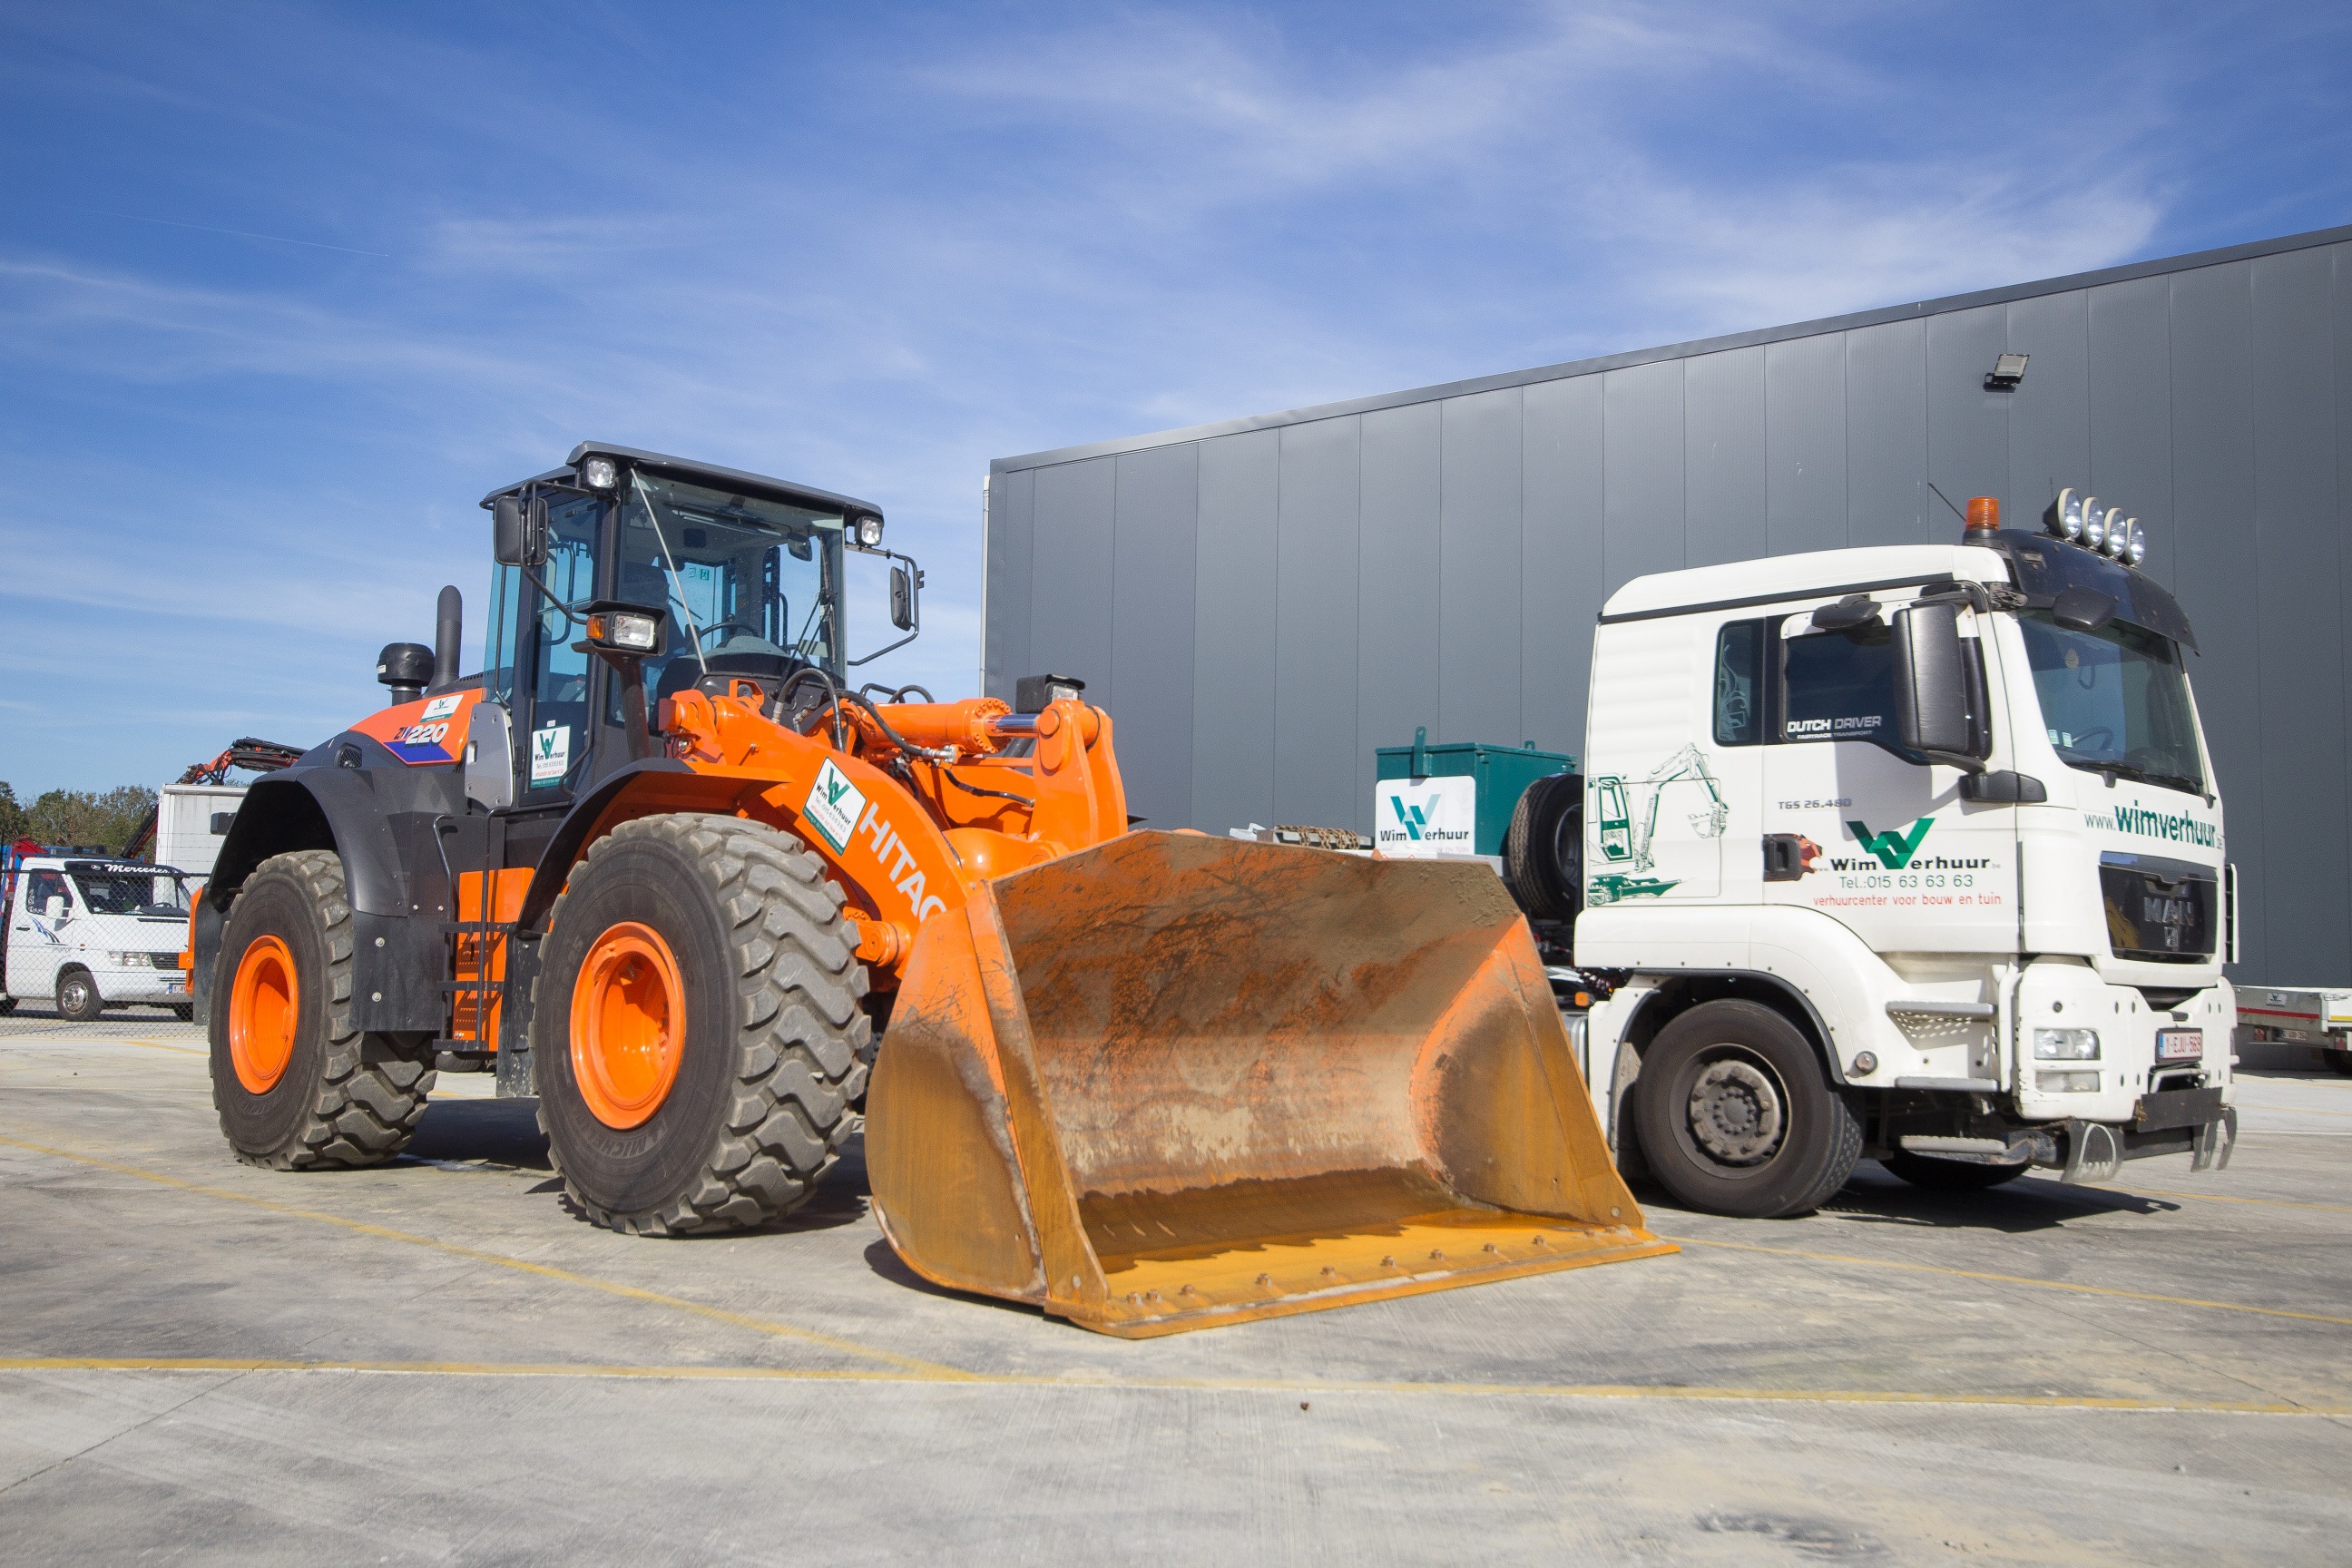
512;759;702;933
200;733;464;1031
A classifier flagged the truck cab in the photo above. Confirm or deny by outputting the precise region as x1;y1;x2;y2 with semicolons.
3;848;197;1021
1575;496;2235;1215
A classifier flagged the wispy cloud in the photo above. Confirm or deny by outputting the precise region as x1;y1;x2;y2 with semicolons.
0;0;2342;789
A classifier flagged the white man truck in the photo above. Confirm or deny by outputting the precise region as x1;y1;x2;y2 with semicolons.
1522;493;2236;1217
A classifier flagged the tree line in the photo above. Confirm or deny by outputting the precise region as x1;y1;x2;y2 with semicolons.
0;783;159;857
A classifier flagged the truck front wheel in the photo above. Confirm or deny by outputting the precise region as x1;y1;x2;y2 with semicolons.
1632;999;1860;1218
55;968;103;1023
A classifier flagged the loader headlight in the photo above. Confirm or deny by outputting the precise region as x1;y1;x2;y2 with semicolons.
852;513;884;549
2036;1070;2100;1093
583;604;663;655
2034;1027;2101;1060
579;456;620;492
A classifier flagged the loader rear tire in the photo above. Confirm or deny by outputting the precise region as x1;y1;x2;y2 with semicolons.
534;815;870;1237
1632;999;1860;1218
208;850;436;1169
1503;774;1582;921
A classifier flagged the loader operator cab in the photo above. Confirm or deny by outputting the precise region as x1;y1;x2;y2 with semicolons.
479;446;885;803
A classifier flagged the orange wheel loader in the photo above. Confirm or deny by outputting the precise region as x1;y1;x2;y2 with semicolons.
194;444;1670;1335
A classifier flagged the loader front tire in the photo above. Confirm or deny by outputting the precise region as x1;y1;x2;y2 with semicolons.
208;850;436;1169
1632;999;1860;1218
534;815;869;1236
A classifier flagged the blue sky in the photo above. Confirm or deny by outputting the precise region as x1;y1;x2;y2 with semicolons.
4;1;2347;792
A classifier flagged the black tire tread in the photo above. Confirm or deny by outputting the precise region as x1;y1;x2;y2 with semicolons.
537;815;869;1236
1502;774;1579;922
212;849;436;1169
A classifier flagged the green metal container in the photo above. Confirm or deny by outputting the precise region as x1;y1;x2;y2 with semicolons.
1373;729;1577;857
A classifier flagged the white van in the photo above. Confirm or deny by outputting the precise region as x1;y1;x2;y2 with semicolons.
1;855;196;1021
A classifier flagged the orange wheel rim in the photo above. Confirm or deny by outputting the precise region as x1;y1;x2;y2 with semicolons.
571;922;687;1130
229;935;299;1093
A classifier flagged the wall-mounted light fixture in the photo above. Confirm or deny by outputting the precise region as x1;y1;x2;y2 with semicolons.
1985;352;2029;391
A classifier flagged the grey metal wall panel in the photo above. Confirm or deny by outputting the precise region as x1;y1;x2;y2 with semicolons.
1026;456;1118;708
2086;275;2175;585
1844;318;1927;546
2337;243;2352;981
1683;346;1766;569
982;468;1035;703
1603;358;1685;593
1190;428;1280;835
1356;401;1442;793
2004;289;2090;527
2168;260;2264;975
1521;374;1606;756
1109;444;1200;834
1764;333;1846;556
1926;304;2009;524
1272;417;1362;829
1439;387;1524;745
2249;248;2345;983
987;227;2352;983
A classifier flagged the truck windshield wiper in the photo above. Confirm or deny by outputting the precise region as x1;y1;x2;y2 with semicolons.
2082;758;2206;796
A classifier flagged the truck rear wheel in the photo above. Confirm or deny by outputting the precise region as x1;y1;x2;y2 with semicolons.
1632;999;1860;1218
1880;1150;2029;1191
209;850;436;1168
2325;1048;2352;1079
534;815;870;1236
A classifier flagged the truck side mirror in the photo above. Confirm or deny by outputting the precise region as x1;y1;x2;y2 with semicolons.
889;562;920;633
493;495;549;567
44;895;65;920
1891;602;1984;771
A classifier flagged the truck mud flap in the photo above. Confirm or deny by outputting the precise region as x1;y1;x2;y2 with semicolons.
863;830;1673;1338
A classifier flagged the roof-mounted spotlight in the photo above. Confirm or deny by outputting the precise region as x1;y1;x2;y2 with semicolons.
2100;508;2130;557
2044;487;2084;541
579;455;620;492
2123;518;2146;566
2082;501;2108;552
1985;352;2029;391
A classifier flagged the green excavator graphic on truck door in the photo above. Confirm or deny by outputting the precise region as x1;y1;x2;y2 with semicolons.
1588;744;1729;905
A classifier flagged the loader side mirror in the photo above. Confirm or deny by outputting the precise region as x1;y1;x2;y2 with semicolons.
493;495;548;567
889;562;920;632
1891;602;1983;771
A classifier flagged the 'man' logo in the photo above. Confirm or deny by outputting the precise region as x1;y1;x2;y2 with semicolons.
1388;797;1428;841
1846;817;1933;870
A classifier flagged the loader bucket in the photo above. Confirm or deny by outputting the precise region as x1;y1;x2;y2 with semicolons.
865;831;1672;1337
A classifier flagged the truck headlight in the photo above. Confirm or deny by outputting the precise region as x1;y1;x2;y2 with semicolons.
2034;1027;2100;1060
2036;1070;2100;1093
104;950;136;966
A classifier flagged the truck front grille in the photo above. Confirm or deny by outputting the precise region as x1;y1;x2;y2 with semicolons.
2099;854;2215;963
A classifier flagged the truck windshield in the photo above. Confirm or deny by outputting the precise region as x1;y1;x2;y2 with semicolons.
69;864;191;916
619;474;840;705
2017;612;2205;794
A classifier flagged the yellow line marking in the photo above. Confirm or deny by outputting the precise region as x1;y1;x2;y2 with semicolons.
2112;1187;2352;1216
0;1132;971;1381
126;1039;205;1056
1;1357;2343;1416
1660;1234;2352;1328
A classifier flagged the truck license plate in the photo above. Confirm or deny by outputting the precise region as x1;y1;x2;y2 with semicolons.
2156;1029;2202;1061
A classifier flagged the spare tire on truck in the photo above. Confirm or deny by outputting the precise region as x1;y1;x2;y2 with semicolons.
209;849;436;1168
1503;772;1582;921
533;815;870;1236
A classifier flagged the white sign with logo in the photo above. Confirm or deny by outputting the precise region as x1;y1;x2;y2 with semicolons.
803;758;867;854
1373;776;1476;858
529;724;570;784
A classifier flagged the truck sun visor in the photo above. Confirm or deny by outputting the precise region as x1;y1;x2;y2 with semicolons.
1992;531;2198;652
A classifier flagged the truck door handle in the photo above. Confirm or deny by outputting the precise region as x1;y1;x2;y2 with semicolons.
1763;834;1820;881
